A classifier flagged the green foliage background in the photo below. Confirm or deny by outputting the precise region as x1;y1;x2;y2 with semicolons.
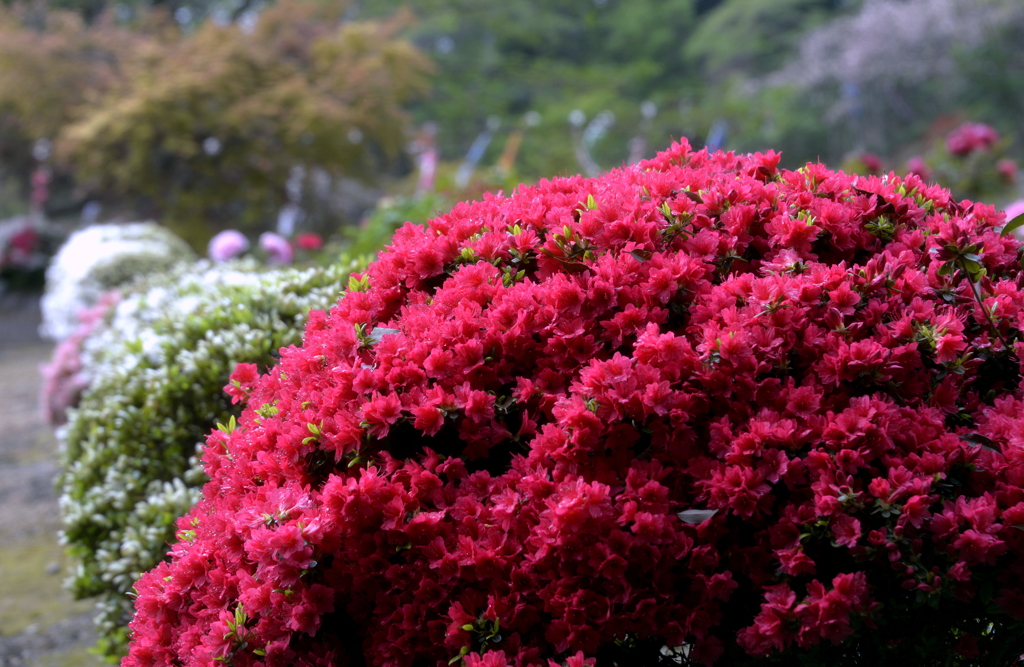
56;0;432;248
3;0;1022;233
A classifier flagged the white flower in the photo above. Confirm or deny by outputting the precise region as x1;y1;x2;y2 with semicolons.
41;222;195;340
57;257;357;648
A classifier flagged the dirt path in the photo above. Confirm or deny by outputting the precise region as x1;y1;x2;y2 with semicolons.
0;294;104;667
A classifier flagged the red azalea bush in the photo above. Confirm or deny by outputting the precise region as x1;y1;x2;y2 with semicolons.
126;140;1024;667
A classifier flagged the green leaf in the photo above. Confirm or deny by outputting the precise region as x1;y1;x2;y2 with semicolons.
347;274;370;292
555;258;590;274
1002;211;1024;237
960;433;1001;454
369;328;400;345
216;415;238;434
676;509;718;524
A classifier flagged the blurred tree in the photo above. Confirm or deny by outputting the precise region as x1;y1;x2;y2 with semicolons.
0;4;145;207
33;0;250;26
683;0;847;81
58;0;432;248
7;0;1015;233
763;0;1022;163
353;0;697;176
955;3;1024;132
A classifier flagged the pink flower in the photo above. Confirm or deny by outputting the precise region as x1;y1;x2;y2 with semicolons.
832;515;862;548
259;232;294;265
361;392;403;438
296;232;324;251
9;227;39;255
946;122;999;156
207;229;249;262
859;153;882;175
39;290;120;425
997;158;1018;183
1004;199;1024;226
906;156;931;181
465;651;511;667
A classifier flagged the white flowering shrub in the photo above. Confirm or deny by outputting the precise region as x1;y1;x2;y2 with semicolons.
58;258;355;659
40;222;196;340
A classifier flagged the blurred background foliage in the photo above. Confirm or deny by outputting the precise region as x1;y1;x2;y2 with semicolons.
57;0;432;247
0;0;1021;255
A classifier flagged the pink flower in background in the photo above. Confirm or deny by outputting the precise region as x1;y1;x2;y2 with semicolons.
859;153;882;175
9;227;39;255
207;230;249;262
259;232;293;265
39;290;120;426
997;158;1017;183
946;122;999;156
905;155;931;181
1004;200;1024;224
295;232;323;251
2;226;40;268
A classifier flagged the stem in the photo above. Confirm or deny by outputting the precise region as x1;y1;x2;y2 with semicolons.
959;260;1015;355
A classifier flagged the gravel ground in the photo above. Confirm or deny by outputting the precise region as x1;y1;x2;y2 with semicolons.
0;293;104;667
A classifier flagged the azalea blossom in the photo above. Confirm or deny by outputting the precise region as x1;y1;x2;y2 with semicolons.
207;229;250;262
946;122;999;157
259;231;294;265
124;140;1024;666
295;232;324;251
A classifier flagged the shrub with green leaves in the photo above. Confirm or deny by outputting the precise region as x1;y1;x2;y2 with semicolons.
57;258;355;659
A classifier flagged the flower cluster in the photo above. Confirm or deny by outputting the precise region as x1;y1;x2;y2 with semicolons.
127;140;1024;666
946;122;1000;157
842;153;883;177
57;259;355;659
209;230;251;263
259;232;294;265
40;222;196;340
904;122;1018;205
209;229;326;265
39;289;120;426
905;155;931;182
0;216;63;292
